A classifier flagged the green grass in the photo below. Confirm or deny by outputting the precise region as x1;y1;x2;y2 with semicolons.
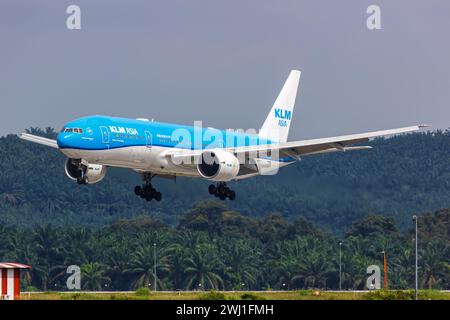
18;290;450;300
364;289;450;300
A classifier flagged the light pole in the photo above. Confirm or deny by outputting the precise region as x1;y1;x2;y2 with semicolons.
381;250;387;290
339;241;343;290
412;215;418;300
153;242;157;292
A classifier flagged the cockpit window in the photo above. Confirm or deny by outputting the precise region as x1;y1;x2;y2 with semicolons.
63;128;83;134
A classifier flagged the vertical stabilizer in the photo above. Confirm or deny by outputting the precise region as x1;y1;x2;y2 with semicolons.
259;70;301;143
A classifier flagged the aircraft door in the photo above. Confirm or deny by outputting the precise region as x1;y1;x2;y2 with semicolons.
145;131;152;149
100;126;110;145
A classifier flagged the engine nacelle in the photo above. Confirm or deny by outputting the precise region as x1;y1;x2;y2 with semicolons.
65;158;107;184
197;150;240;181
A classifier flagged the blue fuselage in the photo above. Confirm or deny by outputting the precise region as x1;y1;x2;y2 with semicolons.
57;115;274;151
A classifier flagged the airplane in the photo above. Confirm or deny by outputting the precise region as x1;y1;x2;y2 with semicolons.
19;70;425;202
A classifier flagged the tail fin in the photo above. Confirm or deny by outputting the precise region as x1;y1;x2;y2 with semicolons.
259;70;301;143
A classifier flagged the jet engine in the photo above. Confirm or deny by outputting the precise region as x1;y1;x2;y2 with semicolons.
65;158;107;184
197;150;239;181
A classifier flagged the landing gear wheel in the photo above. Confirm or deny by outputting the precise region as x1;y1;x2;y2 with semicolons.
134;173;163;202
144;185;153;194
134;186;142;196
209;182;236;200
145;187;154;201
208;184;216;195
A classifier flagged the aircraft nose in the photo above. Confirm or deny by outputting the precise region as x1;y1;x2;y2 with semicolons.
56;132;74;148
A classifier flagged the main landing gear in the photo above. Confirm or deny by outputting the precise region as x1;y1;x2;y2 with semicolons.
134;173;162;202
208;182;236;201
74;161;88;185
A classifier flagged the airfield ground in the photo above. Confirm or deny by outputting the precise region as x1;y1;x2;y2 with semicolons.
18;290;450;300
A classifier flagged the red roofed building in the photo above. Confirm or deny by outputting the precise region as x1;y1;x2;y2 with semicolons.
0;263;31;300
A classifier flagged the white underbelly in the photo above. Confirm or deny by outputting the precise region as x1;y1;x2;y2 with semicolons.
60;146;200;177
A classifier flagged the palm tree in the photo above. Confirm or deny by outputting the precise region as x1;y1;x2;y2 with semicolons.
105;243;132;290
0;175;24;206
268;238;307;289
291;250;334;289
32;225;65;290
6;235;36;288
44;127;57;139
343;237;379;289
271;259;293;290
25;127;45;136
81;262;110;290
391;247;415;289
62;228;94;266
175;230;207;251
169;244;189;290
421;240;449;289
183;244;224;290
126;243;173;290
0;226;11;258
221;240;261;290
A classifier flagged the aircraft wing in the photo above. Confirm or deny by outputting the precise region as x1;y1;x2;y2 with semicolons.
166;125;426;164
262;124;426;158
19;133;58;149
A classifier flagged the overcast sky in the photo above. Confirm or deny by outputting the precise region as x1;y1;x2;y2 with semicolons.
0;0;449;139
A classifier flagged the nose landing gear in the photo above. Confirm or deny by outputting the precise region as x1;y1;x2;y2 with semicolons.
74;160;88;185
77;176;88;185
208;182;236;200
134;173;162;202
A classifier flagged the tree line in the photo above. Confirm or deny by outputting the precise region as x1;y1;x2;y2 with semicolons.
0;201;448;291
